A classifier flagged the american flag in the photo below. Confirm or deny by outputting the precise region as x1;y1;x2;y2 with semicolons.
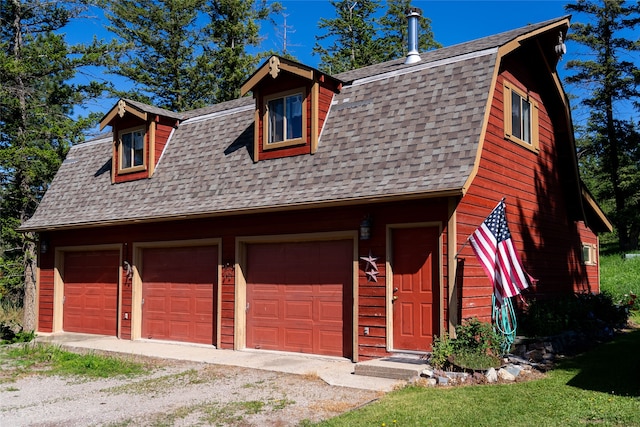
469;200;530;306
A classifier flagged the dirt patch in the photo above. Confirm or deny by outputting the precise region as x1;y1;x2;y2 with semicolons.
0;354;380;426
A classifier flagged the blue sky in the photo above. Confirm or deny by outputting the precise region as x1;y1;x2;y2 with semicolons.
68;0;611;126
266;0;572;66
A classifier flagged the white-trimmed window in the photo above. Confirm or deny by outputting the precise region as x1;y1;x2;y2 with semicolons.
504;83;539;151
581;243;597;266
264;88;306;149
119;127;146;172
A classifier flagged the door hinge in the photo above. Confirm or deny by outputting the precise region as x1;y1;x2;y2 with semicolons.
141;298;144;305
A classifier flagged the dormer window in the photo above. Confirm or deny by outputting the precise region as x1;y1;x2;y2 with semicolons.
100;98;183;183
240;56;343;161
119;127;146;173
264;89;306;149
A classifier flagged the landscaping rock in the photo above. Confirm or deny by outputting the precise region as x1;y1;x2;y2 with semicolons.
505;365;522;377
485;367;498;383
497;368;516;382
421;368;434;378
437;376;449;386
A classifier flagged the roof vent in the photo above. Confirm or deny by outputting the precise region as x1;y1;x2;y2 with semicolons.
405;7;422;64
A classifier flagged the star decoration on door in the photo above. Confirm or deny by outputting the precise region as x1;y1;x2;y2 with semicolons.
360;251;379;282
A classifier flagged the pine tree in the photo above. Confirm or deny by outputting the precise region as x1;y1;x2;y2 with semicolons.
378;0;440;61
101;0;212;111
565;0;640;250
101;0;278;109
202;0;277;102
0;0;116;328
313;0;383;74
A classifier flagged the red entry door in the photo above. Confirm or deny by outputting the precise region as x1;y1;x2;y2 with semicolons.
392;227;439;351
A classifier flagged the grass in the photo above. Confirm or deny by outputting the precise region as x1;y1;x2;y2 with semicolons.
313;251;640;426
317;327;640;426
1;343;148;379
600;254;640;306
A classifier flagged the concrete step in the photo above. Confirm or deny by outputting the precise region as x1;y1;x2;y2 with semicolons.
354;355;430;380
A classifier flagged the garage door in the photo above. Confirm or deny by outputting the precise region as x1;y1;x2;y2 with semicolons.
246;240;353;357
63;250;119;336
141;245;217;345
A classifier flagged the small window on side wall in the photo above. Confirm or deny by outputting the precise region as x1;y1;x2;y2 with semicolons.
581;243;596;266
504;83;539;151
119;127;146;172
264;88;306;149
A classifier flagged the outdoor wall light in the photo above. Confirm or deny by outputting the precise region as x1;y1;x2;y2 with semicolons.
360;215;372;240
40;240;48;254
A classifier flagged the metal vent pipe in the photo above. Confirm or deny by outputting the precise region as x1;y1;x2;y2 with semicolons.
405;7;422;64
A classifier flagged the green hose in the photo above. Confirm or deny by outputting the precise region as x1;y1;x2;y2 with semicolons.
492;294;517;355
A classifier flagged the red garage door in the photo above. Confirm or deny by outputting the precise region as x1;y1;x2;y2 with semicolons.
63;250;119;336
246;240;353;358
141;245;217;345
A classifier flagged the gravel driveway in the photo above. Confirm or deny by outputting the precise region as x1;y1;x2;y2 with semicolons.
0;354;381;426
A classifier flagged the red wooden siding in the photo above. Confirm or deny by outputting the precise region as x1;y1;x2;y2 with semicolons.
318;85;335;136
39;198;450;361
457;57;598;320
577;221;601;292
37;268;55;332
154;119;176;165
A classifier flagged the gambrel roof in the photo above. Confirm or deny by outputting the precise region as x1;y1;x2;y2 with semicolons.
24;16;601;232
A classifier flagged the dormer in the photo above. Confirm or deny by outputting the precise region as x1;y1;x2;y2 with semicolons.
241;56;343;162
99;99;183;184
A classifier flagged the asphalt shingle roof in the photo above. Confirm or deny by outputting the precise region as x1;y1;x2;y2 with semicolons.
21;17;568;231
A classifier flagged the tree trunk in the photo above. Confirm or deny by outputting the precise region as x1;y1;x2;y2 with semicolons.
22;238;37;331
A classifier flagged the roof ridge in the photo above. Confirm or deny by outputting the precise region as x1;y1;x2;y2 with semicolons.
349;47;497;88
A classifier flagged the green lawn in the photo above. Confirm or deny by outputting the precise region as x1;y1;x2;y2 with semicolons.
601;254;640;305
312;253;640;426
316;327;640;427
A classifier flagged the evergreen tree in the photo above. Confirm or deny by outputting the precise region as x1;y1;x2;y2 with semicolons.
378;0;440;61
0;0;116;328
313;0;382;74
565;0;640;250
203;0;277;102
102;0;278;108
101;0;212;111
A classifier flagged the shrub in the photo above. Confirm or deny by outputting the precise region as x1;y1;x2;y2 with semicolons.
519;292;629;337
0;302;34;344
430;318;504;370
430;333;454;369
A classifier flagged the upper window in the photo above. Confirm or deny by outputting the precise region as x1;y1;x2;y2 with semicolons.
511;90;531;143
264;88;306;149
503;83;539;151
581;243;597;266
119;127;146;172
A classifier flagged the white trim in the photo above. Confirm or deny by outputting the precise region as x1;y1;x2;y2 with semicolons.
350;48;498;88
181;104;255;125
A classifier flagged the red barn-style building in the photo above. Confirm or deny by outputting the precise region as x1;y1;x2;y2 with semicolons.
22;16;611;361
